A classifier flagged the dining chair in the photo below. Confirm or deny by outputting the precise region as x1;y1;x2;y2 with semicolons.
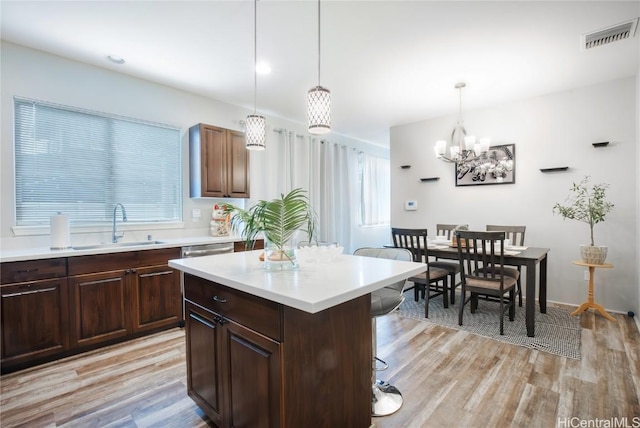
353;247;413;416
456;230;517;335
390;228;449;318
430;223;468;305
486;225;526;306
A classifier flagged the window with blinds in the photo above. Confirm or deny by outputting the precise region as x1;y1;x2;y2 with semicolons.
14;97;182;226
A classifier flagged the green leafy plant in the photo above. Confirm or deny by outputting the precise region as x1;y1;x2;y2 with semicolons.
552;176;614;246
223;188;317;263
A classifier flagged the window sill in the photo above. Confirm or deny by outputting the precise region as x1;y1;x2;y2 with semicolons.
12;221;185;237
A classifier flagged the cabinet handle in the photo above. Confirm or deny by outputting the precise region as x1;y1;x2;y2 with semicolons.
16;268;39;273
2;287;56;298
80;278;121;286
189;312;216;329
212;295;227;303
139;270;173;278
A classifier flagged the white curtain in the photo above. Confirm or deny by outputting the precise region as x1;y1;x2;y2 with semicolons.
361;153;391;226
274;131;358;252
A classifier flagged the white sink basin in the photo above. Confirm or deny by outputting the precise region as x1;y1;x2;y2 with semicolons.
72;240;165;250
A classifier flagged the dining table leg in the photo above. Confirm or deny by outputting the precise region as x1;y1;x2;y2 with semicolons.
525;260;537;337
539;255;547;314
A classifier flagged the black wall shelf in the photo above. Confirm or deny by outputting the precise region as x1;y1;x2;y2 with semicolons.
420;177;440;182
592;142;609;148
400;165;411;169
539;167;569;173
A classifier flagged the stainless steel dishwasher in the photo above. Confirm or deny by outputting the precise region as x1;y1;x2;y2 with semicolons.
179;242;235;325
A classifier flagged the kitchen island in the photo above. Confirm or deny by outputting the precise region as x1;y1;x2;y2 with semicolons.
169;250;427;428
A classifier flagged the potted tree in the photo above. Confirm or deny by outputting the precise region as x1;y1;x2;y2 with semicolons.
223;188;317;270
553;176;614;264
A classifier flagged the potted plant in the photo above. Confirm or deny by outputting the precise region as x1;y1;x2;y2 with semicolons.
223;188;317;270
553;176;614;264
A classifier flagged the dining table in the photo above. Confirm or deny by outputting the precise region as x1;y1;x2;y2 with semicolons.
424;242;551;337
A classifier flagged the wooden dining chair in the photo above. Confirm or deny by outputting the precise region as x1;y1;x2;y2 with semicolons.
486;225;526;306
391;228;449;318
456;230;517;335
430;224;468;305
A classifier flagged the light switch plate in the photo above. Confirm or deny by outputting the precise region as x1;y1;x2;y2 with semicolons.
192;208;201;219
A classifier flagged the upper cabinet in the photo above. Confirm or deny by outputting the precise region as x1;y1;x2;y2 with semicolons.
189;123;250;198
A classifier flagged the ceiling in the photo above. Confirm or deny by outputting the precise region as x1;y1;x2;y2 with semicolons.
1;1;639;147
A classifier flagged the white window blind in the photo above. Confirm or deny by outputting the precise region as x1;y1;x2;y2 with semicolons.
359;153;390;226
14;97;182;226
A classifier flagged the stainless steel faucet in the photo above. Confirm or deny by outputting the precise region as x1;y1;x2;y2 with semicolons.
112;203;127;243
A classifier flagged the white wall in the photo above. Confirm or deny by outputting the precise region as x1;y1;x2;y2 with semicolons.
0;41;388;250
390;77;638;314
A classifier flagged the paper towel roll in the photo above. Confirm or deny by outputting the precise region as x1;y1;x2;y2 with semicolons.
50;213;71;249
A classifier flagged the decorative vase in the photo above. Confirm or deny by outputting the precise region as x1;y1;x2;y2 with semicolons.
263;237;298;271
580;245;608;265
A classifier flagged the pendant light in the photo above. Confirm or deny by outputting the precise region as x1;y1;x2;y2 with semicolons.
246;0;266;150
307;0;331;135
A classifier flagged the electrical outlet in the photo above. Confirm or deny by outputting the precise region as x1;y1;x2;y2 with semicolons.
584;270;589;281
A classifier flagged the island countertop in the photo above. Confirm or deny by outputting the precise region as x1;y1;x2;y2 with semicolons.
169;250;427;314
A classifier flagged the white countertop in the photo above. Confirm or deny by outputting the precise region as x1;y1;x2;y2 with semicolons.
0;236;243;263
169;250;428;314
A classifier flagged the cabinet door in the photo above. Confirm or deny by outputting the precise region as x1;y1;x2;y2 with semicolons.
1;278;69;366
185;302;224;428
69;271;129;347
223;320;281;428
226;130;250;198
131;265;181;333
202;125;227;197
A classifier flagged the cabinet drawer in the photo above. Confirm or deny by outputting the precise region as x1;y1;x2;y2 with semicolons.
184;274;282;341
1;258;67;284
68;248;180;276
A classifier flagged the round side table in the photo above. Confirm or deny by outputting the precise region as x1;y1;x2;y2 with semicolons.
571;260;616;322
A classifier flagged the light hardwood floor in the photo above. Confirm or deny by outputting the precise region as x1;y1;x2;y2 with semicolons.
1;309;638;428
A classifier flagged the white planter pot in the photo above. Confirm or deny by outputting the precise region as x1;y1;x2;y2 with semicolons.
580;245;608;265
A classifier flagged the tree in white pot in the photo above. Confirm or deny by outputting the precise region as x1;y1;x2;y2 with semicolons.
553;176;614;264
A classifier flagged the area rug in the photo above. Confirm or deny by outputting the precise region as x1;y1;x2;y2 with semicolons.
398;290;582;360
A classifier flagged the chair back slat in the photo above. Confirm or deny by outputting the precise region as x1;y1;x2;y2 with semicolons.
391;228;428;263
486;225;526;246
436;224;468;240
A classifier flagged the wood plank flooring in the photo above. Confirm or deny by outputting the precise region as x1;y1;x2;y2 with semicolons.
1;308;638;428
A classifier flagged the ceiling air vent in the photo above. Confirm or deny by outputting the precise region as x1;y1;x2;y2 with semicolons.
581;18;639;50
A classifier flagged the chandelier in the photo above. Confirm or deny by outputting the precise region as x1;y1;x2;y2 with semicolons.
245;0;266;150
434;82;489;164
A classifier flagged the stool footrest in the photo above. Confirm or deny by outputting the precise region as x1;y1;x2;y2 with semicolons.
374;356;389;371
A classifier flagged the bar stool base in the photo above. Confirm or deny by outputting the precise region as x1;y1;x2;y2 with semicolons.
372;380;403;416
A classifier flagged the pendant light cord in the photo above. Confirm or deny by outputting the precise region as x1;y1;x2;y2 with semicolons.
317;0;321;86
254;0;257;114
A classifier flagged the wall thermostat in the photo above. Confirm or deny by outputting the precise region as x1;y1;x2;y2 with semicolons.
405;200;418;211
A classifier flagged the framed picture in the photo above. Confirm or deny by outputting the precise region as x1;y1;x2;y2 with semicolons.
455;144;515;187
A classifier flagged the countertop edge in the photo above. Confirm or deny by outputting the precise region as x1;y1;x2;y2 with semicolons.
170;254;428;314
1;236;245;263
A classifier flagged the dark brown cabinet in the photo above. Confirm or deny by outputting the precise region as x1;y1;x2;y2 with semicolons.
131;265;181;333
1;248;182;373
185;274;282;428
189;123;250;198
68;248;181;349
68;270;128;348
183;273;371;428
1;264;70;370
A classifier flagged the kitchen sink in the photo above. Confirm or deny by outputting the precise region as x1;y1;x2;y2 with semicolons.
72;240;165;250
